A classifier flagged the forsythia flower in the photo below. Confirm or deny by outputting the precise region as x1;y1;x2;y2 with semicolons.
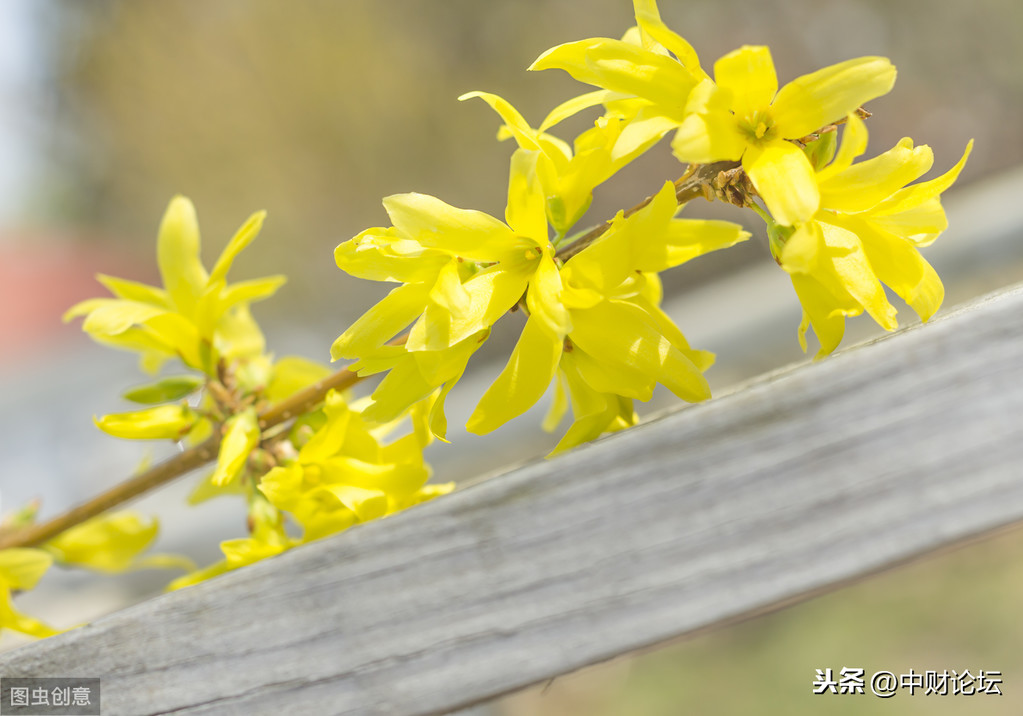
258;390;451;542
332;149;568;433
65;196;285;377
530;0;708;160
460;91;660;236
777;115;972;356
44;511;194;574
65;196;287;443
0;548;60;639
467;181;748;448
672;45;897;226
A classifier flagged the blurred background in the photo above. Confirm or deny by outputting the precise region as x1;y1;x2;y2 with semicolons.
1;1;1021;713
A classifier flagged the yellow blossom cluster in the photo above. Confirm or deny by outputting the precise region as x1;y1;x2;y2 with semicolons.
7;0;971;641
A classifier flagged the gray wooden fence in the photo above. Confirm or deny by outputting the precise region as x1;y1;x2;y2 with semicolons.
2;283;1022;715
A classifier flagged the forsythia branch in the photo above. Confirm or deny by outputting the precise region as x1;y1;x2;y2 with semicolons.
2;163;744;551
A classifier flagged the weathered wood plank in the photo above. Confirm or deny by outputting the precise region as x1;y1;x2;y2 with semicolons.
3;284;1023;716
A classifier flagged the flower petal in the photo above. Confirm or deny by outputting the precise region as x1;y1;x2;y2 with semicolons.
530;37;696;116
819;138;934;213
460;91;541;150
744;140;820;225
382;193;515;263
467;314;562;435
714;45;778;119
633;0;706;77
208;211;266;285
332;283;430;361
871;140;973;216
506;148;549;242
157;196;209;316
772;56;897;140
671;92;745;163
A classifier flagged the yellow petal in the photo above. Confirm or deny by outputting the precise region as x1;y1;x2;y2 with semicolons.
869;198;948;246
218;275;287;310
671;80;745;163
611;108;681;162
0;588;61;638
332;283;430;360
335;227;452;283
820;220;897;331
819;138;934;213
772;56;897;140
406;263;528;352
466;314;562;435
95;274;171;308
459;91;541;150
208;210;266;285
790;274;850;358
211;409;261;487
632;0;706;78
80;299;168;337
383;193;515;263
530;38;696;116
320;456;428;496
322;484;388;522
157;196;209;316
538;89;618;133
45;512;166;574
525;251;570;337
95;404;198;441
505;148;548;243
871;140;973;216
837;215;944;322
713;45;778;119
744;140;820;225
0;548;53;590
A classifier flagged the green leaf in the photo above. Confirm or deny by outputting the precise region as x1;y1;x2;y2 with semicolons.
122;375;204;404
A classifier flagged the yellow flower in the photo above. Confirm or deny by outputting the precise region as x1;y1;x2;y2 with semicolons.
777;115;972;356
44;511;194;574
333;150;570;433
672;46;897;226
467;181;748;443
0;548;61;639
65;196;285;376
529;0;706;161
460;91;660;236
258;390;445;542
167;496;295;590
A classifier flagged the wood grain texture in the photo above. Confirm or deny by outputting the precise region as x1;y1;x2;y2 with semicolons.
3;284;1023;716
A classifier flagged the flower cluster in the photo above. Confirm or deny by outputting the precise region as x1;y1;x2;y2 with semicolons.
55;198;450;601
332;0;969;452
6;0;972;641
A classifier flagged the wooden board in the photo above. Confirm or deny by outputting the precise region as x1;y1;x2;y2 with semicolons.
3;284;1023;716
